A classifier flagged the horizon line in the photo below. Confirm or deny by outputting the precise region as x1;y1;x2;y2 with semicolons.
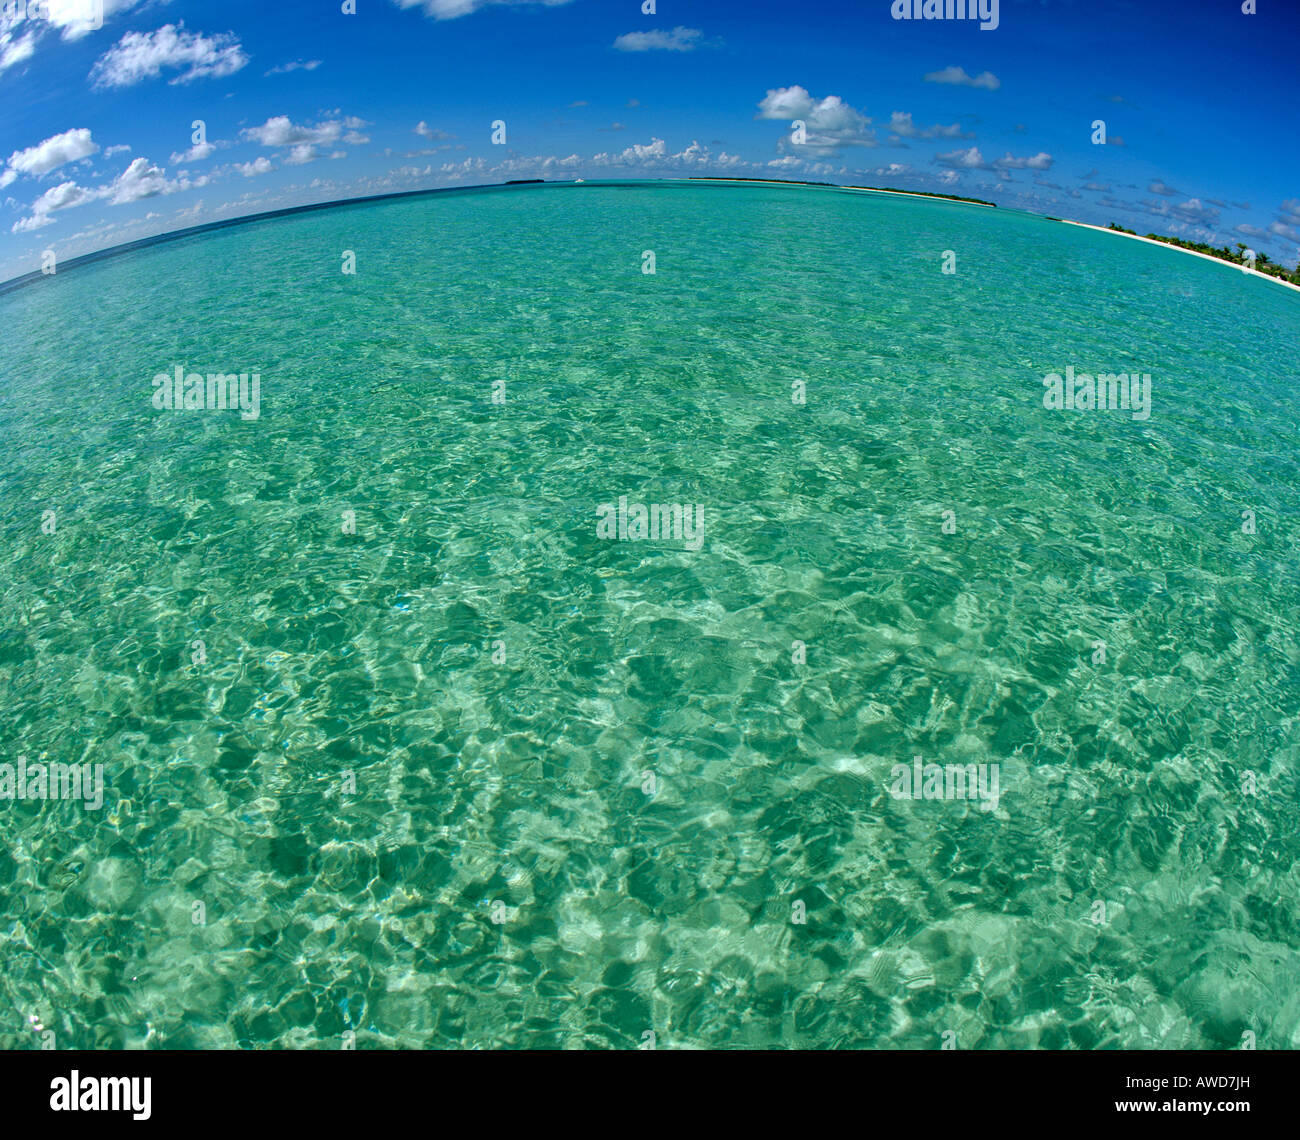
0;176;1026;297
4;176;1286;298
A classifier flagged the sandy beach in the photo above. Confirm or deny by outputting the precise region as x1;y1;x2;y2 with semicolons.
1063;220;1300;295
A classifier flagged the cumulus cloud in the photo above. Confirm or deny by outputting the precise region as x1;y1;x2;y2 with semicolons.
1148;180;1180;197
1168;198;1219;225
1234;223;1272;242
40;0;151;40
250;117;352;148
935;147;1053;172
415;121;454;140
12;179;96;230
584;138;742;170
170;142;216;164
1;1;161;78
105;156;169;204
593;137;666;164
923;65;1000;90
756;85;876;156
1134;196;1221;226
235;156;274;177
90;24;248;89
613;26;702;52
886;111;968;141
935;146;988;170
392;0;575;20
240;116;368;165
428;138;743;184
4;128;99;181
995;151;1053;171
10;151;204;232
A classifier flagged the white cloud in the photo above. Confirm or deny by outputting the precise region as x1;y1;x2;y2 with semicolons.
1168;197;1219;225
756;86;876;156
41;0;152;41
170;142;216;164
392;0;575;20
242;116;343;148
13;213;55;232
923;66;1000;91
12;178;97;232
0;29;37;72
103;144;132;158
935;146;989;169
887;111;967;141
5;128;99;179
1148;180;1180;197
994;151;1053;171
584;138;740;170
10;151;202;232
613;26;702;52
106;156;168;204
415;121;454;141
90;24;248;89
1;1;163;79
430;138;743;183
342;117;371;145
235;157;274;177
935;147;1053;172
265;59;321;76
242;116;366;165
608;138;664;162
1134;196;1222;226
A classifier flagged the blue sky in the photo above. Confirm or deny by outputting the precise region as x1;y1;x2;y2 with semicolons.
2;0;1298;281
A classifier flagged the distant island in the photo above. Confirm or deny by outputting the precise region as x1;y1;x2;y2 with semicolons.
1106;222;1300;285
688;176;996;207
848;185;996;207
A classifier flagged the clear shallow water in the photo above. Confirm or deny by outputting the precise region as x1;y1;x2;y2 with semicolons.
1;180;1298;1049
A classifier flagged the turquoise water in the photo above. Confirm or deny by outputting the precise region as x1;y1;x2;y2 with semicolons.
1;180;1298;1049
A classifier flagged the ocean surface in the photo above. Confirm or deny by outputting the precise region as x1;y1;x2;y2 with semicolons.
1;180;1298;1049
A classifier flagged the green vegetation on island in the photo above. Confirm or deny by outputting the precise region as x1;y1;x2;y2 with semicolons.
847;185;996;207
1107;222;1300;284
